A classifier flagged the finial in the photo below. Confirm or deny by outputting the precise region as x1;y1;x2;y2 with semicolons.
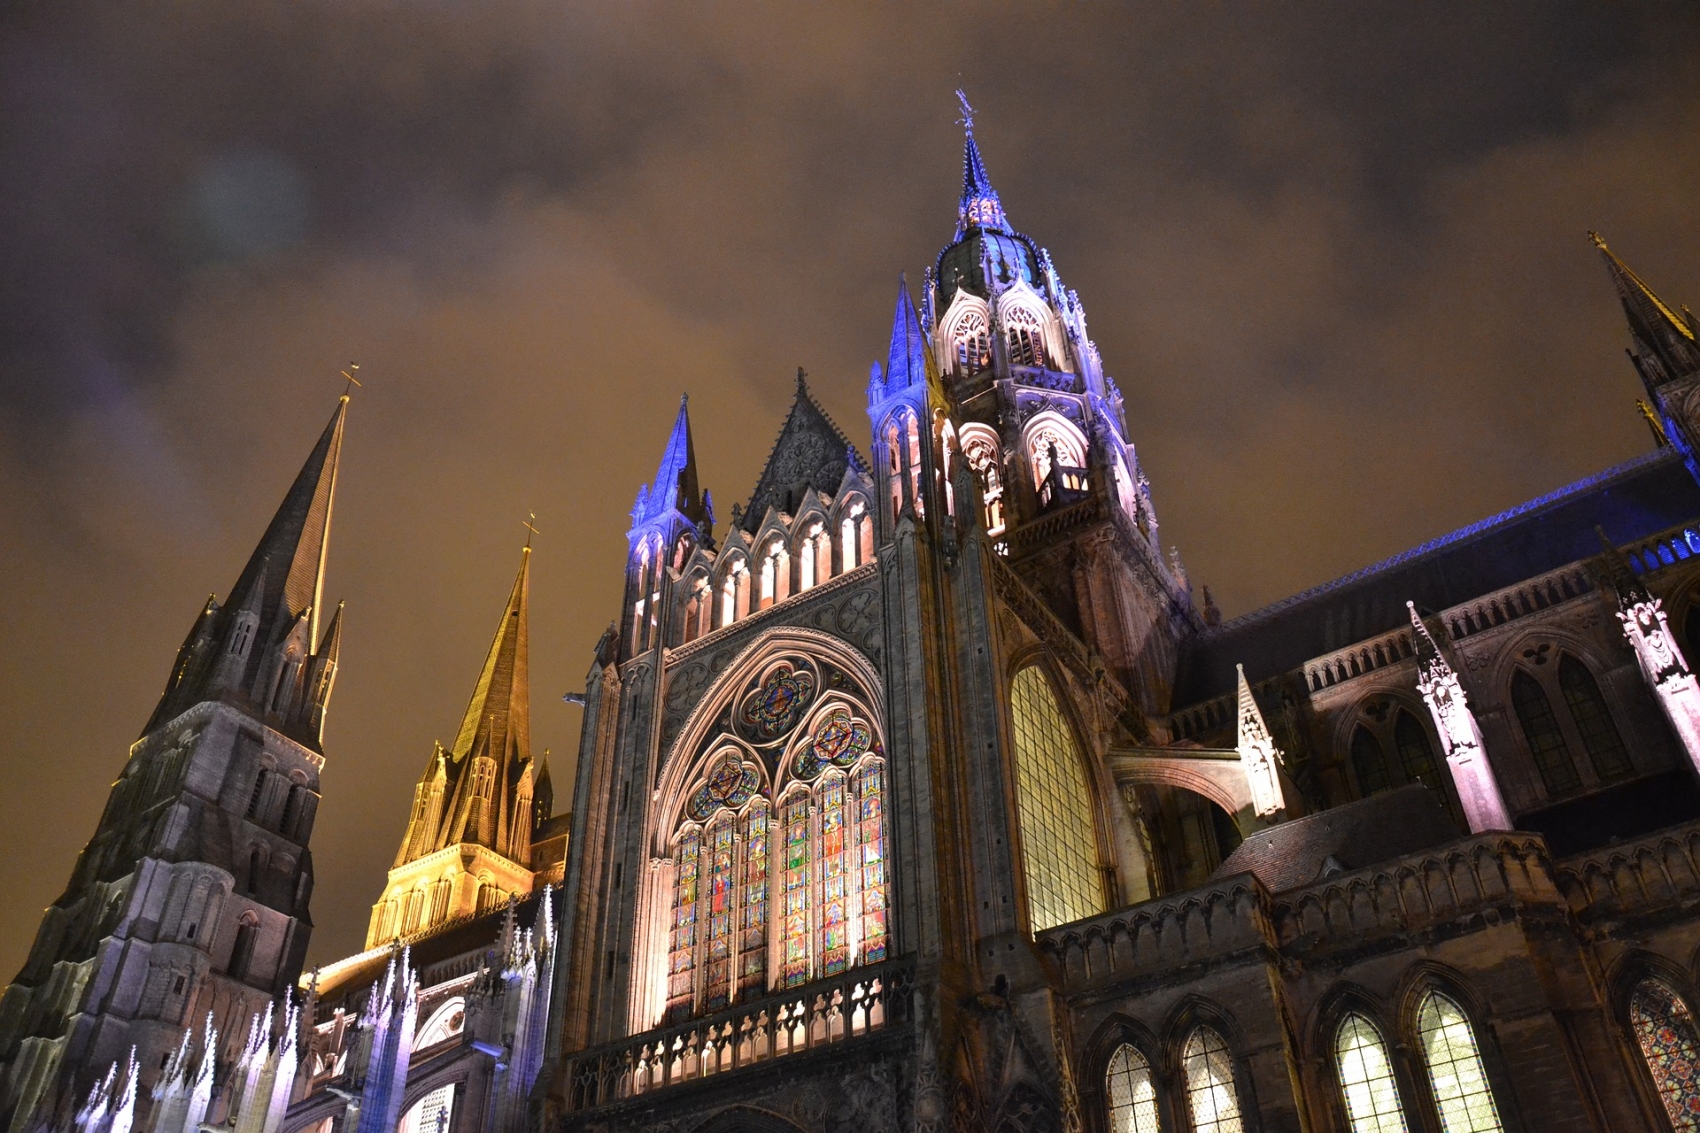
796;366;809;392
523;512;540;549
340;362;362;399
1589;230;1608;251
955;89;975;133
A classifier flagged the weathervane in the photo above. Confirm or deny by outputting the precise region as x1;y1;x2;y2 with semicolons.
955;89;975;133
341;363;362;397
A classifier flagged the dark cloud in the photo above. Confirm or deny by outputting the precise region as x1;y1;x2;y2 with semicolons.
3;2;1698;969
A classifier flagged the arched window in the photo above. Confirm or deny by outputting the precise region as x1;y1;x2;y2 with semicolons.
718;559;748;628
1023;413;1088;495
1182;1026;1243;1133
798;523;828;591
1003;303;1048;367
399;1084;454;1133
1336;1013;1407;1133
1351;726;1390;797
415;997;466;1049
1629;978;1700;1131
838;499;869;571
1415;991;1503;1133
959;424;1006;538
1511;670;1580;795
759;538;788;610
229;917;258;980
655;659;887;1024
1557;656;1631;781
1008;667;1104;932
1105;1044;1160;1133
1393;711;1443;796
950;309;992;375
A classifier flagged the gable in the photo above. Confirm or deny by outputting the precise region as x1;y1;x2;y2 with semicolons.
739;379;868;534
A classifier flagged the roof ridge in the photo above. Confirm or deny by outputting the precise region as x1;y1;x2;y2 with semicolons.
1204;449;1677;637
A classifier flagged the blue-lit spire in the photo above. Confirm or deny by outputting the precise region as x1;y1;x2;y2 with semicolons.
632;395;709;530
955;91;1009;239
885;273;928;392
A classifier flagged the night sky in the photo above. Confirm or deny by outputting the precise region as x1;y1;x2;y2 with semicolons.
3;3;1699;973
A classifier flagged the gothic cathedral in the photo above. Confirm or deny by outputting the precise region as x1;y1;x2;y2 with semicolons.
10;109;1700;1133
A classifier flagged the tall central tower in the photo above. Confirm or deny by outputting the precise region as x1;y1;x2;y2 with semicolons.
0;399;350;1133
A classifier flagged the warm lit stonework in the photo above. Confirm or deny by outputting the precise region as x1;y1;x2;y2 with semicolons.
12;104;1700;1133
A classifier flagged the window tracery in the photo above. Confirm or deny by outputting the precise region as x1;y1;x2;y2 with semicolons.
1629;978;1700;1131
1023;413;1088;492
1008;666;1104;932
1105;1044;1161;1133
1003;303;1048;367
1336;1013;1407;1133
1415;991;1503;1133
653;656;886;1024
959;424;1006;537
949;309;992;375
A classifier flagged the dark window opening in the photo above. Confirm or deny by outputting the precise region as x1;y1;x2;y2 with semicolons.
1512;669;1580;795
1350;726;1390;796
1558;656;1632;781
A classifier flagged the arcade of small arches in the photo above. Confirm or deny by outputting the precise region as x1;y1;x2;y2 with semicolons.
635;651;889;1028
629;491;877;655
937;286;1062;379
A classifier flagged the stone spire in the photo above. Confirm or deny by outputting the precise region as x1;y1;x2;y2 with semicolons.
439;545;532;858
879;273;931;396
955;91;1009;238
143;395;349;745
1234;666;1287;823
1596;529;1700;775
1591;232;1700;390
1408;602;1510;833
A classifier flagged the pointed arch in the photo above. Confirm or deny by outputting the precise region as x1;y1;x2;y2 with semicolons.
1413;990;1504;1132
1181;1025;1244;1133
1556;654;1631;781
939;290;993;377
1628;978;1700;1131
1350;726;1390;797
1105;1043;1161;1133
1020;410;1088;493
1335;1012;1408;1132
958;422;1007;537
1510;668;1580;795
1008;665;1105;932
997;287;1055;369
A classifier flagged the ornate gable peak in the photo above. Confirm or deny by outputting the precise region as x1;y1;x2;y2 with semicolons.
832;460;873;502
739;371;869;535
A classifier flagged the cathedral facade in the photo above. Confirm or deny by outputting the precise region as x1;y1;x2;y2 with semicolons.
9;108;1700;1133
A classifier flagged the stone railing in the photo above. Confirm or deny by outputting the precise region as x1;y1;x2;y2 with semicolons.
1268;833;1555;947
1012;365;1083;394
1036;877;1269;990
1622;523;1700;577
565;959;913;1109
1440;564;1595;643
1305;627;1415;693
1555;820;1700;923
1037;833;1559;992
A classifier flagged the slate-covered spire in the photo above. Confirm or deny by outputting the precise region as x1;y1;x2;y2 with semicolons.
1591;232;1700;390
143;396;348;738
882;273;930;395
955;91;1009;239
633;396;710;531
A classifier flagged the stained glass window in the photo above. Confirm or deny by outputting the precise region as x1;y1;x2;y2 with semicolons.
1336;1013;1407;1133
781;789;813;988
1511;670;1580;795
818;775;851;976
1394;712;1442;794
1105;1043;1160;1133
854;761;887;964
1351;727;1390;796
666;826;701;1022
1558;656;1632;781
738;799;768;998
1416;991;1503;1133
1009;667;1105;933
1182;1027;1243;1133
1630;979;1700;1131
702;813;736;1012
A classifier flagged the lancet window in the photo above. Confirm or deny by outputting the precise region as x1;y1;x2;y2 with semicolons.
885;411;925;522
1023;413;1088;494
758;538;789;610
652;656;887;1025
1629;978;1700;1131
1182;1026;1244;1133
838;499;871;571
717;558;749;629
1105;1044;1161;1133
1556;655;1631;781
1335;1013;1408;1133
1004;303;1048;367
1415;991;1503;1133
1511;669;1580;795
1350;727;1391;796
798;523;829;592
1008;666;1104;933
949;309;992;376
959;424;1006;537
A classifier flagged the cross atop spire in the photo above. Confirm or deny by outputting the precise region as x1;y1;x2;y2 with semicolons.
955;91;1009;239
